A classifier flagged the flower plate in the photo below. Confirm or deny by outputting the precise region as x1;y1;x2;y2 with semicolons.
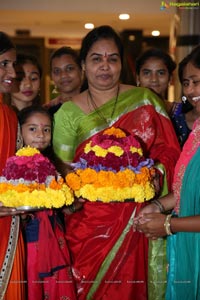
16;206;46;212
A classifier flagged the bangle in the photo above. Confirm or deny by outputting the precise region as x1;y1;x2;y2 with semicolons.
152;199;165;213
164;214;173;235
68;203;76;213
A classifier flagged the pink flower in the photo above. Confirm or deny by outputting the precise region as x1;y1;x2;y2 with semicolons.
3;154;57;183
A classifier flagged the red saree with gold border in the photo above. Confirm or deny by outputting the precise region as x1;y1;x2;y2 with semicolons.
53;87;181;299
0;103;26;300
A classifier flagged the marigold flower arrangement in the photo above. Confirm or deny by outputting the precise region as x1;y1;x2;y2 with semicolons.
66;127;156;203
0;146;74;208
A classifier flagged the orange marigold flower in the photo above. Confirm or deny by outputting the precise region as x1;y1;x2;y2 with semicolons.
116;171;131;188
135;167;151;184
79;169;98;184
66;173;81;190
49;179;62;190
95;171;111;187
104;127;126;138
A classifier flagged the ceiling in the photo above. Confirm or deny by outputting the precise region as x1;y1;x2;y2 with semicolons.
0;0;176;40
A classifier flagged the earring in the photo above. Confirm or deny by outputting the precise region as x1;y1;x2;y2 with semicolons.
16;124;24;150
182;96;187;103
82;63;86;72
52;85;58;94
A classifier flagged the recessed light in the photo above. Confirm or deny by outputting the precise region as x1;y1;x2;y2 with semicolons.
151;30;160;36
84;23;94;29
129;35;135;41
119;14;130;20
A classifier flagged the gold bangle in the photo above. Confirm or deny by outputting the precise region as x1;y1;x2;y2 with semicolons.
164;214;173;235
152;199;165;213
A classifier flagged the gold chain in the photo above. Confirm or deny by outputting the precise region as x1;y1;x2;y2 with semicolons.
87;85;120;125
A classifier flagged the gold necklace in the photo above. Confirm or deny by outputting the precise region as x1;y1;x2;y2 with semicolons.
88;85;120;125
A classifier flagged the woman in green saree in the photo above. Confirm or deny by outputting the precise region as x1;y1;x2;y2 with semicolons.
53;25;180;300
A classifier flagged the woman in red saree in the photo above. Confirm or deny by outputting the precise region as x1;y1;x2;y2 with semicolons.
53;26;181;300
0;31;26;300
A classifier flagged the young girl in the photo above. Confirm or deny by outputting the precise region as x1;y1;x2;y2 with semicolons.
5;53;42;111
18;106;77;300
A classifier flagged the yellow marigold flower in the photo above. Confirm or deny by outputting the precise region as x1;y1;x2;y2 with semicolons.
0;185;74;208
144;182;155;201
92;145;107;157
74;183;154;203
84;142;92;154
16;146;40;157
130;146;143;156
108;146;124;156
104;127;126;138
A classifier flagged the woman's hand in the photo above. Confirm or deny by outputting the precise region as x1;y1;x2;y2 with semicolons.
0;202;24;217
133;202;160;230
152;172;161;196
62;197;85;215
136;212;167;239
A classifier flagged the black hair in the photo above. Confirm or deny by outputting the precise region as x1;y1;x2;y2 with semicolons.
178;45;200;83
18;105;52;127
178;45;200;113
135;48;176;76
50;46;81;70
79;25;124;65
16;53;42;78
18;106;54;160
0;31;15;55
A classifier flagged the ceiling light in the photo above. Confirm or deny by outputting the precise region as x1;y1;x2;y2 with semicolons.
84;23;94;29
151;30;160;36
119;14;130;20
128;35;135;41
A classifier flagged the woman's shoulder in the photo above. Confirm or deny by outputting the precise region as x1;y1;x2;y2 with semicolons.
119;84;151;97
71;90;90;114
54;94;86;121
119;83;136;92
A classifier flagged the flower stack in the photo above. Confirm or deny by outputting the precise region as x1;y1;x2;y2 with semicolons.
66;127;155;203
0;146;74;208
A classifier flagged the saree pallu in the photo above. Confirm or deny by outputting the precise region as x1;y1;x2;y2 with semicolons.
25;210;77;300
0;104;26;300
65;202;148;300
53;87;181;299
53;87;180;185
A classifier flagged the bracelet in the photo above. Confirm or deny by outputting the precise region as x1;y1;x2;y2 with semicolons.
164;214;173;235
152;199;165;213
68;203;76;213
